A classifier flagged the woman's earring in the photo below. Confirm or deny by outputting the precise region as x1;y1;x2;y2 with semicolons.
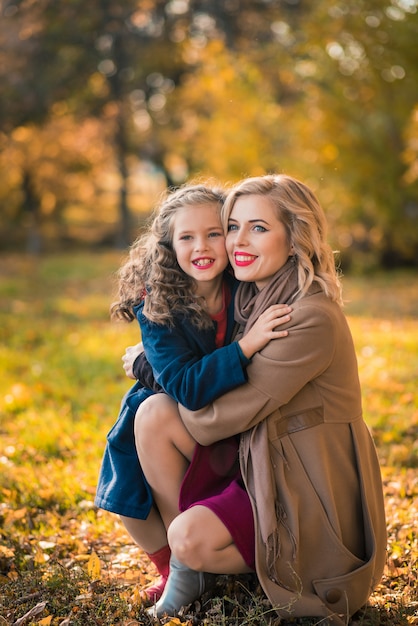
290;246;297;263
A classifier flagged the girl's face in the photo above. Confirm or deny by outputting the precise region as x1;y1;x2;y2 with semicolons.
226;194;292;290
172;203;229;284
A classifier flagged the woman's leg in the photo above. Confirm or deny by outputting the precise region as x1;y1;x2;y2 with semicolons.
168;506;252;575
134;394;196;529
148;507;251;617
135;394;249;615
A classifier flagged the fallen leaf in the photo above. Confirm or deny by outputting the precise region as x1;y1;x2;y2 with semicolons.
87;551;101;581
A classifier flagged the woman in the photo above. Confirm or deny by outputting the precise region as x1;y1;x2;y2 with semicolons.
139;174;386;624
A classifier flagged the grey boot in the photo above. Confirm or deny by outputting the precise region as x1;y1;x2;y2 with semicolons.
147;555;217;618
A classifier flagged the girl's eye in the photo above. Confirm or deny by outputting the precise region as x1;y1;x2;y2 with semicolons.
179;235;192;241
209;231;223;238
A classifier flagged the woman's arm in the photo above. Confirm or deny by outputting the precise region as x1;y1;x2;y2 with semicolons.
178;299;339;442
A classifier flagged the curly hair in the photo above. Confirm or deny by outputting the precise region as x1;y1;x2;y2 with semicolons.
111;183;227;328
222;174;343;305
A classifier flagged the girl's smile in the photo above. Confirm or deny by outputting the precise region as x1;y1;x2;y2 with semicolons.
192;257;216;268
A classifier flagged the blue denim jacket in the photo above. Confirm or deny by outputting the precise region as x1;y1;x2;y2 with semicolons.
94;272;248;519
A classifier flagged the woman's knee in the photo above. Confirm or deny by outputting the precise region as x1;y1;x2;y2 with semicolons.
167;508;223;571
167;512;204;570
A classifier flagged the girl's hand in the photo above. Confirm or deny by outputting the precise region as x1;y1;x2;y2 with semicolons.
122;342;144;379
238;304;291;359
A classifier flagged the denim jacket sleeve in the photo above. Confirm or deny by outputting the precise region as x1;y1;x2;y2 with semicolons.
136;306;249;411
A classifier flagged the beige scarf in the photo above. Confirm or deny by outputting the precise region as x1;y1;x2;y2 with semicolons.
234;258;300;331
236;257;301;588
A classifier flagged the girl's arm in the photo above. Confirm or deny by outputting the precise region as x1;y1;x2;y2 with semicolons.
122;343;144;380
132;351;163;393
138;303;291;411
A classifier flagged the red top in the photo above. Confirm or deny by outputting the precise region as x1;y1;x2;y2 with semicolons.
210;281;231;348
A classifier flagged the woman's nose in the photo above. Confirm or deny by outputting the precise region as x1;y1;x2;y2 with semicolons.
232;228;247;246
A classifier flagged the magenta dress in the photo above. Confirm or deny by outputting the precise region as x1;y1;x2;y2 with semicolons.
178;299;256;570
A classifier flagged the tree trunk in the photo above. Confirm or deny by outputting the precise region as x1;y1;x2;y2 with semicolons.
22;169;42;255
114;104;131;249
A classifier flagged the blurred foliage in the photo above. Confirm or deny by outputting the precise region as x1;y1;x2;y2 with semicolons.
0;252;417;624
0;0;417;266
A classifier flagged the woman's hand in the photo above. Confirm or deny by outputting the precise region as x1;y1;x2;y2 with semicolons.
238;304;291;359
122;342;144;379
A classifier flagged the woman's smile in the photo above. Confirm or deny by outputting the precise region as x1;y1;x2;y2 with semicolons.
233;252;258;267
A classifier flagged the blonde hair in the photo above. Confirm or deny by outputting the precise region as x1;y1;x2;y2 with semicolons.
111;184;226;328
222;174;343;305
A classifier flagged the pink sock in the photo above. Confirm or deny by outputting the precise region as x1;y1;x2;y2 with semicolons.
143;544;171;604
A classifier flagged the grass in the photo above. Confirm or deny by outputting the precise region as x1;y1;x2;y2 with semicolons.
0;252;417;625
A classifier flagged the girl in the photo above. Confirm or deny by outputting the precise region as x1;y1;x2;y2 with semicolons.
138;175;386;625
94;183;291;603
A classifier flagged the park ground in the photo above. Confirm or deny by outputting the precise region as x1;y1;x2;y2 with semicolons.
0;252;417;625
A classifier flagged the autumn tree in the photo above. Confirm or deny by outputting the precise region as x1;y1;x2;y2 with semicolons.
1;0;417;265
288;0;418;267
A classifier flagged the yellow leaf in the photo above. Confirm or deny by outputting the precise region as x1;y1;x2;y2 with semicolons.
87;551;101;580
74;554;91;562
130;586;145;606
0;545;14;559
38;617;52;625
34;544;47;564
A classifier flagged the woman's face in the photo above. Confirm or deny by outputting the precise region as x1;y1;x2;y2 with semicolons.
226;194;292;290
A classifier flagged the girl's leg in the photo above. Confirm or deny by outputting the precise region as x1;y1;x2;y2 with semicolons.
168;506;252;575
119;507;167;554
132;394;195;606
134;394;196;529
119;508;171;604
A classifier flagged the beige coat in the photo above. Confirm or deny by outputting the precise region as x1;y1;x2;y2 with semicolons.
179;264;387;625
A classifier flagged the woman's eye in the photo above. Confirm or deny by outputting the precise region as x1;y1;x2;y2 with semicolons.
253;225;267;232
227;224;238;232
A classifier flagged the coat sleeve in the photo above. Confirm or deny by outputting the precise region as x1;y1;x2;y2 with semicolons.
139;310;249;411
179;300;338;443
132;351;163;393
